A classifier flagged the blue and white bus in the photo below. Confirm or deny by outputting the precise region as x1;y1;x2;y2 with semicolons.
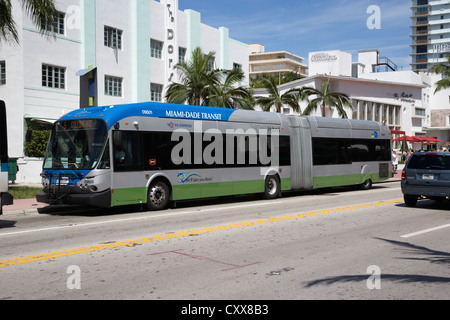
0;100;13;215
37;102;392;210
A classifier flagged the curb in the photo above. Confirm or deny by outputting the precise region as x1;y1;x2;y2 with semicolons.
1;208;41;217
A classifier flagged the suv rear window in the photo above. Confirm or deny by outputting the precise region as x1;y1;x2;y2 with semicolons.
407;154;450;170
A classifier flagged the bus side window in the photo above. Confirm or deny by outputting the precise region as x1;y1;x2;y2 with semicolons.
98;139;110;169
113;131;143;172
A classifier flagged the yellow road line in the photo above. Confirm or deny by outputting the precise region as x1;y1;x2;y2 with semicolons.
0;199;402;268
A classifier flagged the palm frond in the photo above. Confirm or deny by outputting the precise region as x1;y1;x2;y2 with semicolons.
0;0;19;44
300;80;349;118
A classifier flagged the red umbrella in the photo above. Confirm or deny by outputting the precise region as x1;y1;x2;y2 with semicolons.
392;136;422;142
419;137;444;143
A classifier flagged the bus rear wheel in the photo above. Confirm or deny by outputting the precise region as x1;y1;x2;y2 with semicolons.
264;175;280;200
147;180;170;211
359;179;372;190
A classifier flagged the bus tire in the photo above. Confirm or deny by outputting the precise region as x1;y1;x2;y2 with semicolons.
264;175;280;200
147;180;170;211
359;179;372;190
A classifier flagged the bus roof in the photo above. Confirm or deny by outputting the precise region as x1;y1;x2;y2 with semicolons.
60;101;283;128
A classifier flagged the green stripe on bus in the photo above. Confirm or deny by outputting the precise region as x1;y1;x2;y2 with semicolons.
112;187;147;206
313;173;388;189
112;178;292;205
173;178;292;201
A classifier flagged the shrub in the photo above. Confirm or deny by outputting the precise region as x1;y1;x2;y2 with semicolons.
24;129;51;158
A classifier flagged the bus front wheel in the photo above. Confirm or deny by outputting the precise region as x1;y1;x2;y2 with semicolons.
264;175;280;200
147;180;170;211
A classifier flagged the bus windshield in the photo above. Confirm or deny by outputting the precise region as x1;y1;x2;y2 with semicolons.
43;119;108;171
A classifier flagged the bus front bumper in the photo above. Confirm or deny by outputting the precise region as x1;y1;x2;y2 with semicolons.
36;189;111;208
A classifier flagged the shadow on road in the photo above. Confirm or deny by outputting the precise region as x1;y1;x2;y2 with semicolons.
304;238;450;288
36;182;396;217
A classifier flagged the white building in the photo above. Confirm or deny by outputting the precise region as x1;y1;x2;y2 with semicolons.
249;43;308;79
410;0;450;71
0;0;249;183
256;48;450;150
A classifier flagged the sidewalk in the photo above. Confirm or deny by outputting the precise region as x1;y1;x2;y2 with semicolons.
2;198;48;216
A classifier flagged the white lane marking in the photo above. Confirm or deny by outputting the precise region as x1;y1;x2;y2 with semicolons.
0;201;283;237
401;224;450;238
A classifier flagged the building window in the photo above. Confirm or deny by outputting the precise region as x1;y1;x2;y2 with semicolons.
105;76;122;97
233;63;242;71
151;83;163;102
0;61;5;85
104;26;123;49
416;45;427;53
179;47;186;63
41;11;65;35
151;39;163;59
42;64;65;89
205;55;215;71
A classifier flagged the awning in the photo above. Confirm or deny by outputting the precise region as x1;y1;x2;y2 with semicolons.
392;135;422;142
29;118;56;125
76;67;97;77
419;137;444;143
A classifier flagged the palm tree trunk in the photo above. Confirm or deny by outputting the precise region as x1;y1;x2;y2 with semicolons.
321;102;326;117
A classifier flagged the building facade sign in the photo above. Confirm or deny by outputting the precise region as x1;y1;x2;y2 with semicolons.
311;53;338;63
165;0;177;85
433;43;450;53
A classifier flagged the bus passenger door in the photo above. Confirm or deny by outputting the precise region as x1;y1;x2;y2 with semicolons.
111;130;147;206
288;116;313;190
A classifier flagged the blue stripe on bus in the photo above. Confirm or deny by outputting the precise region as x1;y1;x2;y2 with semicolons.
61;102;237;128
1;162;8;173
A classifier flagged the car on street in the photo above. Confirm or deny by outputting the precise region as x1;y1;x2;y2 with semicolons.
401;152;450;207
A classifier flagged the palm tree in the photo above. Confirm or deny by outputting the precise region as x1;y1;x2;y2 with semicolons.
0;0;57;44
254;75;301;113
300;80;350;118
431;54;450;93
165;47;222;106
250;71;300;89
208;67;254;110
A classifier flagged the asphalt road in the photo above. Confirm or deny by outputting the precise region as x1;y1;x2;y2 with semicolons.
0;181;449;302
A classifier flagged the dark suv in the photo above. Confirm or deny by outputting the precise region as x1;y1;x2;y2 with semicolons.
401;152;450;207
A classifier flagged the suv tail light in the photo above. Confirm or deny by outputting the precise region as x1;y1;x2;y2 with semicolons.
401;169;407;180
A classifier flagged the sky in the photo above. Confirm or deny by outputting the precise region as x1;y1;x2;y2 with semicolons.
178;0;412;70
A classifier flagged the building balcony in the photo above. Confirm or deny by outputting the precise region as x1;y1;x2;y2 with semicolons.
414;10;429;16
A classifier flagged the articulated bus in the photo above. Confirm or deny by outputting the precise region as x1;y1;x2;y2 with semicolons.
37;102;392;210
0;101;13;215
